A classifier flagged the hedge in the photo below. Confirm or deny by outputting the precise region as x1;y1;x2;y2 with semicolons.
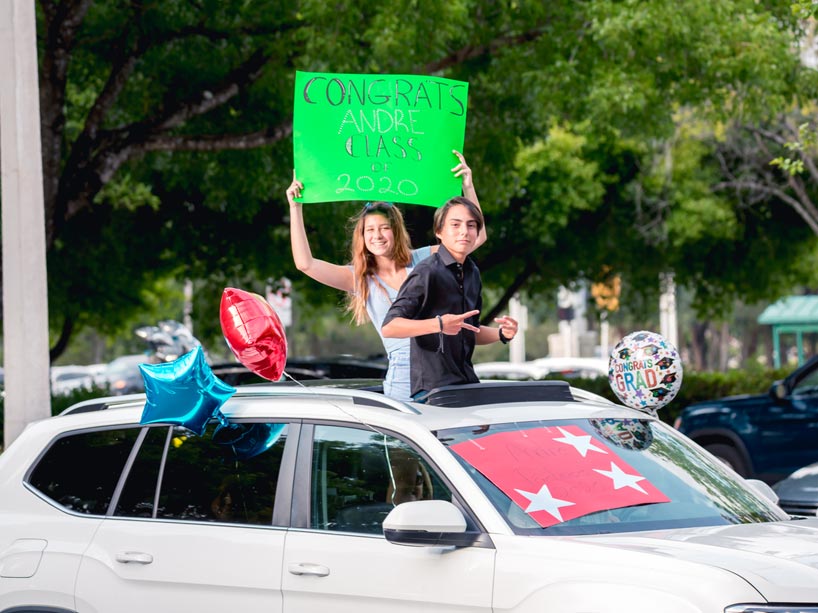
562;367;792;424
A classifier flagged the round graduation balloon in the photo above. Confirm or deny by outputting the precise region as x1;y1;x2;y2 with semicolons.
220;287;288;381
608;330;683;412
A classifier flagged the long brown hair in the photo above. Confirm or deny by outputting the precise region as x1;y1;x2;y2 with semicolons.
347;202;412;325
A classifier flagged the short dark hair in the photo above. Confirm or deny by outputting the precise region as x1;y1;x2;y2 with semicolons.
433;196;484;235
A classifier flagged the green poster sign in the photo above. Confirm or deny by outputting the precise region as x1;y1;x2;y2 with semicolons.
293;71;468;207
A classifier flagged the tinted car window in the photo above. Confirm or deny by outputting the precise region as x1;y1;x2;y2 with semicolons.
310;424;452;534
28;427;141;515
792;368;818;396
115;422;289;526
114;426;169;518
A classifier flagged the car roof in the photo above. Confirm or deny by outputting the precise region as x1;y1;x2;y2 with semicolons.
46;381;641;440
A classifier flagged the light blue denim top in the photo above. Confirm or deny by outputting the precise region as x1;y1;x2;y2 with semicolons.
365;246;431;355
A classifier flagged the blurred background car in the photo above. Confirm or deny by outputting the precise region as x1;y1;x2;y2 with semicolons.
284;355;387;380
473;361;550;381
773;462;818;517
87;363;109;388
675;354;818;484
474;357;608;381
211;355;388;386
105;354;151;395
531;357;609;379
50;365;97;396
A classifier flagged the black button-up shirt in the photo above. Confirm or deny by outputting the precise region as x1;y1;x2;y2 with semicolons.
382;245;481;396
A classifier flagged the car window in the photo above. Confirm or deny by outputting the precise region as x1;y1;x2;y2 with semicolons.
310;424;452;534
28;427;142;515
439;418;788;536
792;368;818;396
114;421;288;526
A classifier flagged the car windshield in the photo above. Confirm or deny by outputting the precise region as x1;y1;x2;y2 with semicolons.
438;417;788;536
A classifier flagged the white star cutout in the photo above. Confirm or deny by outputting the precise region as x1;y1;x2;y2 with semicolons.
552;427;607;457
515;484;575;521
594;462;648;494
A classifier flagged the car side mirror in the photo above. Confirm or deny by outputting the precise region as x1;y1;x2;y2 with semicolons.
745;478;779;505
382;500;492;549
769;380;788;401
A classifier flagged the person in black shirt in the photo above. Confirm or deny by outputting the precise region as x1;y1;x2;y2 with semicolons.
382;197;518;398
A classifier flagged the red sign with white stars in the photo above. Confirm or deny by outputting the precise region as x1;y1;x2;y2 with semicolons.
450;425;669;527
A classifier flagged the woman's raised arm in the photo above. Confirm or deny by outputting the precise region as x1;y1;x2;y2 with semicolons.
287;175;354;293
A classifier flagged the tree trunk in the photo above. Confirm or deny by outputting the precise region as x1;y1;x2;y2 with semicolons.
689;321;710;371
49;315;74;363
718;321;730;371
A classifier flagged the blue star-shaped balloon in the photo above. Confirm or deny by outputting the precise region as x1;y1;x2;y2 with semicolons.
213;422;285;460
139;346;236;435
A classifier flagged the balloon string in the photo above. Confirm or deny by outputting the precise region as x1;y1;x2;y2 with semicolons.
278;370;384;433
280;370;306;386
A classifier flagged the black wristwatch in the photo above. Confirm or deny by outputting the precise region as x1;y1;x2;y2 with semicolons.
498;327;510;344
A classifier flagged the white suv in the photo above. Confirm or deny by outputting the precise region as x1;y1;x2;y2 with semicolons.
1;381;817;613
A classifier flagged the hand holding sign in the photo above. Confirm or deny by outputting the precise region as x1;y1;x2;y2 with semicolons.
286;171;303;206
451;149;473;191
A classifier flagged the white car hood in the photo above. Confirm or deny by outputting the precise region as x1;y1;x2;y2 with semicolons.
585;519;818;602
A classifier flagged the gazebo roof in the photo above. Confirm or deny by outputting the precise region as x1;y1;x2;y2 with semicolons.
758;295;818;326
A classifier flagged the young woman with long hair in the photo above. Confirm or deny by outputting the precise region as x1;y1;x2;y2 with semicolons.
286;150;486;401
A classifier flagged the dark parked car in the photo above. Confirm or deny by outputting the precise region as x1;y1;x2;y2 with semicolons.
284;355;387;380
773;462;818;517
211;356;388;386
674;355;818;484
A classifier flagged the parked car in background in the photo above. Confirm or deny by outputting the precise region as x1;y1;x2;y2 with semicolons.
211;356;388;386
474;358;609;382
283;355;388;380
473;361;550;381
675;355;818;484
50;366;92;396
2;380;818;612
86;363;109;387
773;461;818;517
105;354;151;395
532;357;609;379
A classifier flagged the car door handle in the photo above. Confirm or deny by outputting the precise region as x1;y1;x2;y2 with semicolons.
115;551;154;565
288;562;330;577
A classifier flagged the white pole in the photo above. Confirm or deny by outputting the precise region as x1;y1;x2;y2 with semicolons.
508;294;527;363
557;286;573;358
659;272;678;347
600;314;610;358
1;0;52;446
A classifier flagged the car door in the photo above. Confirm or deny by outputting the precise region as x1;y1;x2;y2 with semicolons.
759;364;818;477
282;423;494;613
75;421;297;613
785;368;818;464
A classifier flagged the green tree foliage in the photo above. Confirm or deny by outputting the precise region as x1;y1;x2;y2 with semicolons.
26;0;818;357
